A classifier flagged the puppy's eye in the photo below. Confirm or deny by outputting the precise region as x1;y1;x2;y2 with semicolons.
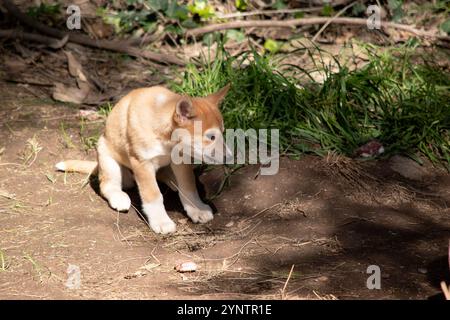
206;133;216;141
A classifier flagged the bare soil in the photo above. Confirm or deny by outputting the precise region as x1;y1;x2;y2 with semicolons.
0;82;449;300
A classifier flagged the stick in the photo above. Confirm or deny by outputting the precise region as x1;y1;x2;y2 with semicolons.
281;264;295;300
311;2;356;43
217;7;323;19
216;0;354;19
0;29;66;48
1;0;185;65
186;17;450;42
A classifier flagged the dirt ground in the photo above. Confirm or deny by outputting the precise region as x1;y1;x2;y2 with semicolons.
0;81;449;300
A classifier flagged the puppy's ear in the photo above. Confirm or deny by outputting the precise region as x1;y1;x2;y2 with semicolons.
174;97;194;124
206;84;230;106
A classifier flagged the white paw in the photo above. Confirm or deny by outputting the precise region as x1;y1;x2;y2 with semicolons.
143;197;176;234
149;215;177;234
186;203;214;224
108;191;131;212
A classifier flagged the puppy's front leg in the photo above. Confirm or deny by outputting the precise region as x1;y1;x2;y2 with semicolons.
170;163;213;224
131;158;176;234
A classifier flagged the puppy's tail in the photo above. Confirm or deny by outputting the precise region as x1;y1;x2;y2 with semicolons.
55;160;98;175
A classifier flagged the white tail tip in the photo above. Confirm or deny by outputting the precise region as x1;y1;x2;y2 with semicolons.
55;162;66;171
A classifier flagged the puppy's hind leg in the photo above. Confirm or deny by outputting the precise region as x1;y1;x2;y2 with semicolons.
97;136;131;212
121;166;136;190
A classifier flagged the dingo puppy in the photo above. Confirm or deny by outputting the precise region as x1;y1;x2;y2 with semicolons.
56;85;230;234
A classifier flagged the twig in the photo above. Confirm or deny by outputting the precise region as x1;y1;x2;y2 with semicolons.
216;0;354;19
281;264;295;300
217;7;323;19
1;0;185;65
0;29;68;48
130;203;152;231
242;188;305;222
243;202;281;222
115;210;131;246
310;2;356;43
142;243;162;265
190;238;255;263
4;77;54;87
186;17;450;42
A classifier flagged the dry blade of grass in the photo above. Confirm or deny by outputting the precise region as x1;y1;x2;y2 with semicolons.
280;264;295;300
0;249;10;272
60;122;75;149
21;135;43;167
313;290;339;300
23;253;46;282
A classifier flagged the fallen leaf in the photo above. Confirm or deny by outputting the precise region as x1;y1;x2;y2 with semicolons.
85;19;114;39
52;82;90;104
64;51;88;82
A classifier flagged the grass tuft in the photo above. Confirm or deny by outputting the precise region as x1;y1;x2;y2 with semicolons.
170;42;450;170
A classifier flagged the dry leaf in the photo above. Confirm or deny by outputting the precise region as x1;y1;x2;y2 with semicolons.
52;82;90;104
64;51;88;82
85;20;114;39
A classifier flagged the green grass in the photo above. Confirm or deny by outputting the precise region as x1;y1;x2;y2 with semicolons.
170;42;450;170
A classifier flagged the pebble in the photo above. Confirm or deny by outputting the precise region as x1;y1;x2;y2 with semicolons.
418;267;427;274
175;262;197;273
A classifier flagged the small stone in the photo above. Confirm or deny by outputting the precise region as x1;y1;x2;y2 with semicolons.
354;140;384;158
418;267;427;274
175;262;197;273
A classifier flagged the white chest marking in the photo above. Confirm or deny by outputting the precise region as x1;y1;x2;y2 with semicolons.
140;143;166;160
